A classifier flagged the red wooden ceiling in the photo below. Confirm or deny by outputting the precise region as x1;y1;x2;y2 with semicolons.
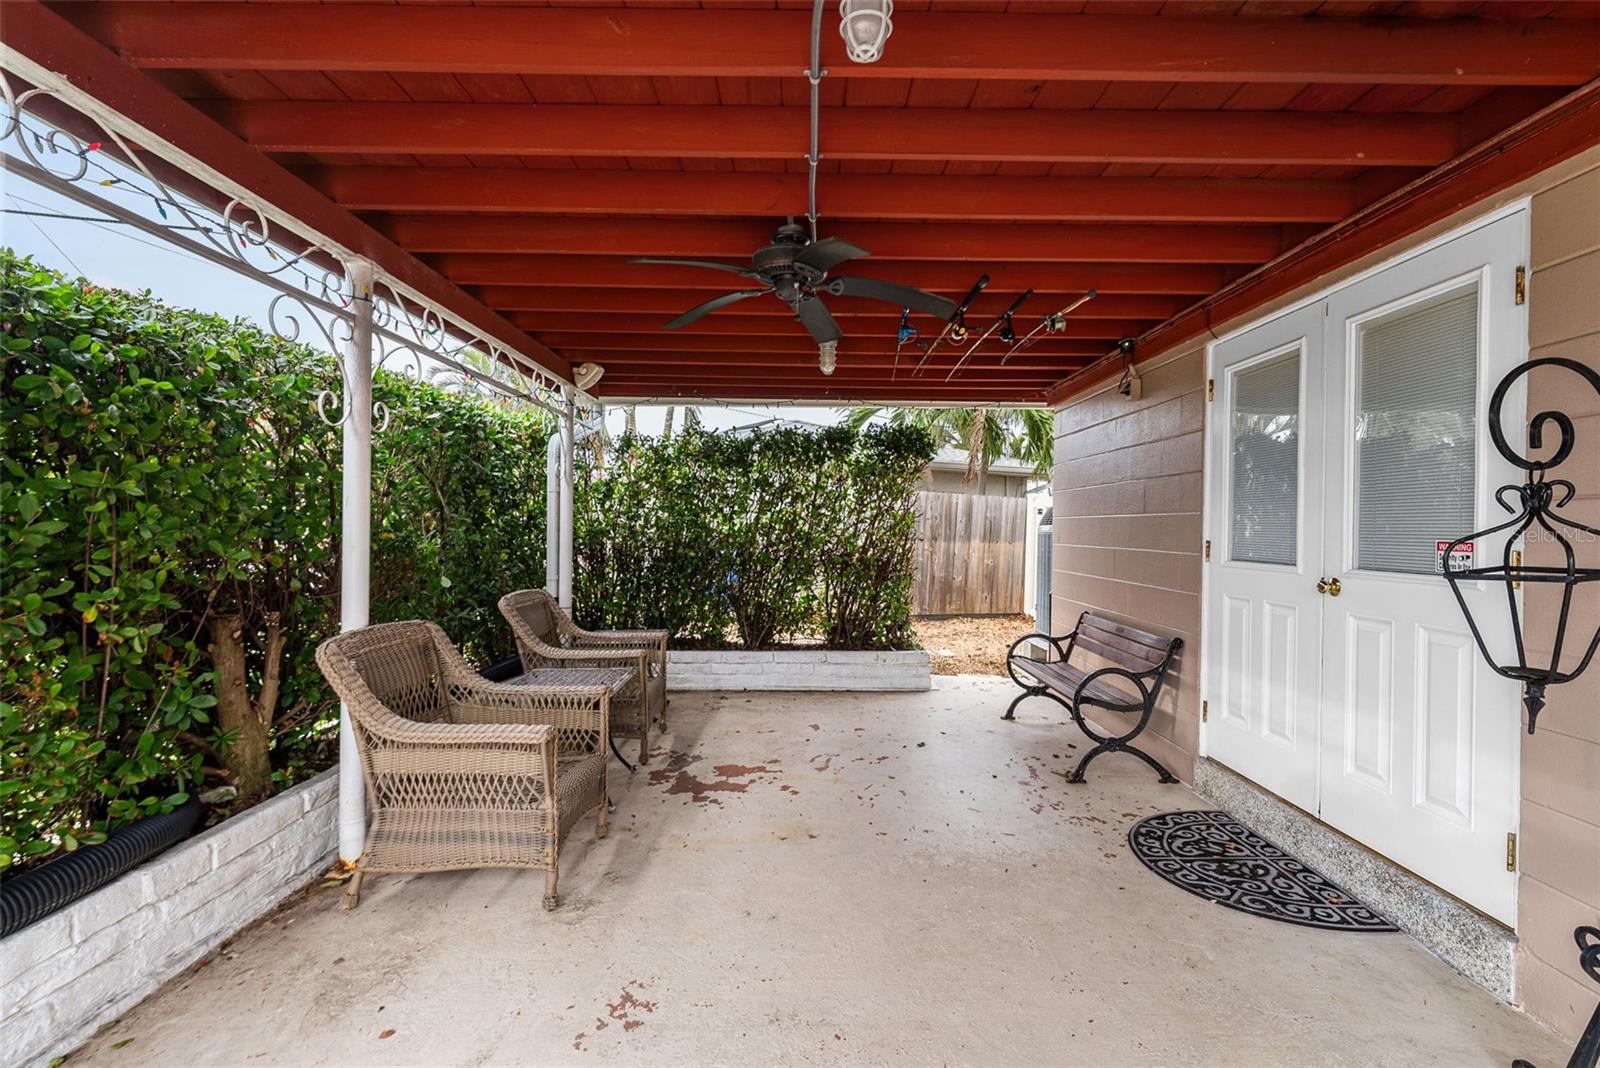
30;0;1600;402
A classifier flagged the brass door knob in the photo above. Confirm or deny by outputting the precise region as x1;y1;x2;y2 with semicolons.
1316;577;1343;596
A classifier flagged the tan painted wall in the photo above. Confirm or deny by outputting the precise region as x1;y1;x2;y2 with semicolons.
1050;146;1600;1039
1516;163;1600;1043
1050;349;1205;780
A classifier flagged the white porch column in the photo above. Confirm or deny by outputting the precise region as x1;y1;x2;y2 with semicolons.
545;433;561;595
337;258;374;865
558;390;575;610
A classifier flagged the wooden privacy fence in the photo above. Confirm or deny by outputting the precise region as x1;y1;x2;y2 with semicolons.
912;490;1027;616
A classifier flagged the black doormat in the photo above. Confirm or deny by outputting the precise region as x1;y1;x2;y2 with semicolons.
1128;810;1397;932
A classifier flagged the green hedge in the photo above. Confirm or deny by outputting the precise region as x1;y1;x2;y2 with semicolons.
1;252;551;868
575;424;933;650
1;252;931;872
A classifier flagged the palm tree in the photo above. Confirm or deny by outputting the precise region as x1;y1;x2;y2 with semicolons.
843;406;1053;493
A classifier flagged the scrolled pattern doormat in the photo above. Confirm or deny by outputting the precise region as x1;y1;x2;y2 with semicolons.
1128;810;1397;932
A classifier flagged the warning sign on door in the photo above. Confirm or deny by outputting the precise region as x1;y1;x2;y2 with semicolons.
1436;540;1474;574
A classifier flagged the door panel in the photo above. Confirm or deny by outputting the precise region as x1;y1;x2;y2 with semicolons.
1205;210;1525;926
1204;306;1324;812
1317;211;1524;925
1342;614;1394;792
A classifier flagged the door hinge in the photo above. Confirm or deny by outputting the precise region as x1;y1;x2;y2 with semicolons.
1515;265;1526;306
1506;832;1518;872
1206;378;1215;401
1204;539;1211;562
1202;700;1209;723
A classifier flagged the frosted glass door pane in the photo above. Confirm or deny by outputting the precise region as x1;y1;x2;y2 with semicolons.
1230;349;1300;566
1355;286;1478;575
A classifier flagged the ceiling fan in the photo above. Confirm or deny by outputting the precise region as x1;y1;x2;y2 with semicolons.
631;220;957;351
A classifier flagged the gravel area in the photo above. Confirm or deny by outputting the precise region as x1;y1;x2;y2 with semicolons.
913;614;1034;675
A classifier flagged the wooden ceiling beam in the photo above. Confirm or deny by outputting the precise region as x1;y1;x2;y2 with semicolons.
527;333;1115;354
301;167;1353;224
510;313;1148;340
204;102;1462;168
60;4;1600;85
596;383;1055;403
433;256;1228;295
379;216;1283;264
474;287;1187;321
570;354;1097;372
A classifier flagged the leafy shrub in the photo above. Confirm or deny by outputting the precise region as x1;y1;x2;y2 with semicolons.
575;423;933;649
1;252;551;869
2;252;339;863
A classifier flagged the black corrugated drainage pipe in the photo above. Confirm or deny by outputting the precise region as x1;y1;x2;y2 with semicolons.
480;655;523;682
0;798;205;937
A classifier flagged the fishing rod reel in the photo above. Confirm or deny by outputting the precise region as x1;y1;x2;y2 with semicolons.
896;306;919;346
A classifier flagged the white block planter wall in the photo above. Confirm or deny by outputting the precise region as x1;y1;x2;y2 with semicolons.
668;650;932;691
0;768;338;1068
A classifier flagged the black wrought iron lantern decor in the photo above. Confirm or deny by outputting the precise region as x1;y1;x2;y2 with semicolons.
1442;356;1600;734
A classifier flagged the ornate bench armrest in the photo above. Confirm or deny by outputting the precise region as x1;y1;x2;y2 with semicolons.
1007;630;1077;662
1071;665;1152;712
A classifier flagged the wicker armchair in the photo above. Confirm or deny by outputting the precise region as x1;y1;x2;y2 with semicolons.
498;589;668;765
315;620;613;911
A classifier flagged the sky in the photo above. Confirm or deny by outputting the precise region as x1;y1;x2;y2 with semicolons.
0;164;861;438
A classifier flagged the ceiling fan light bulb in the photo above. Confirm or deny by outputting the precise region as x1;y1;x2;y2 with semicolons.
818;340;839;376
839;0;893;64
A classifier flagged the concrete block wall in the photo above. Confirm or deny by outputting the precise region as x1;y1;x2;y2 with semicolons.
0;769;338;1068
667;650;932;691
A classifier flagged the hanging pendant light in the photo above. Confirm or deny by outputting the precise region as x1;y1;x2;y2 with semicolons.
818;339;839;376
839;0;893;64
1442;357;1600;733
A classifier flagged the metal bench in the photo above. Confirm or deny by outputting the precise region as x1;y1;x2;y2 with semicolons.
1002;612;1183;784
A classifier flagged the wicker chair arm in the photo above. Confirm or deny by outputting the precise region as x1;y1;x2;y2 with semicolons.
528;643;644;669
359;710;555;749
565;625;668;651
448;661;615;737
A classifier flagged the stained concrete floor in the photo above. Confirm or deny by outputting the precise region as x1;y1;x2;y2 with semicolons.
68;677;1568;1068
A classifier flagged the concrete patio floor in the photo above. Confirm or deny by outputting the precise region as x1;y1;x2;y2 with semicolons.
67;677;1568;1067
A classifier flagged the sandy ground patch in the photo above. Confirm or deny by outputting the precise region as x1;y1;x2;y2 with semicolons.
913;613;1033;675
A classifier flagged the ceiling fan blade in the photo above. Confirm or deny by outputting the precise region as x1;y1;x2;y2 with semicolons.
828;277;956;321
793;236;869;273
663;288;771;329
629;256;760;278
793;297;843;345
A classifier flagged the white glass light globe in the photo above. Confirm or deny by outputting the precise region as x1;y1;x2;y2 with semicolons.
839;0;893;64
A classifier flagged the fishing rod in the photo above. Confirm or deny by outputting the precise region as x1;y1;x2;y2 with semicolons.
1001;290;1097;364
891;306;919;381
946;289;1033;381
913;274;988;377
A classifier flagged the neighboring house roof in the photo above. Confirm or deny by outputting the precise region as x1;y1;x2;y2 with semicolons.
928;444;1035;479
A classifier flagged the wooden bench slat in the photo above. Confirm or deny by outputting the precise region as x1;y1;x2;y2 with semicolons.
1073;631;1164;671
1080;615;1171;654
1013;659;1143;710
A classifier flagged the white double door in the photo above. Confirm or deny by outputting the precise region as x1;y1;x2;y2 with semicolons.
1204;211;1527;925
